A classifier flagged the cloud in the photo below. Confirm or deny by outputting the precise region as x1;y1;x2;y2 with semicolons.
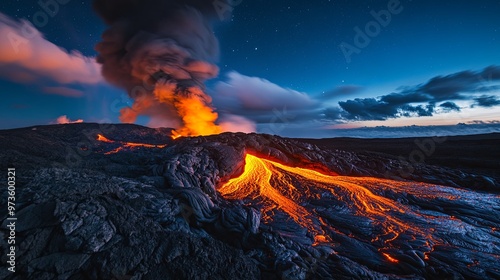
468;120;500;125
320;85;364;100
213;71;318;124
439;101;461;112
43;86;85;98
338;98;435;121
218;114;256;133
320;123;500;139
337;66;500;121
215;71;317;111
473;95;500;108
0;12;102;85
210;67;500;136
54;115;84;124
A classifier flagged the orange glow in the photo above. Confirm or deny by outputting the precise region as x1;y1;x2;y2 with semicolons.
382;253;399;263
219;154;446;257
313;235;328;245
219;154;328;241
96;134;167;154
97;134;114;143
171;131;182;140
153;82;222;138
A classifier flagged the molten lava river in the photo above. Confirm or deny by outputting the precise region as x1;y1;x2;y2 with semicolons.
218;154;500;272
97;134;167;154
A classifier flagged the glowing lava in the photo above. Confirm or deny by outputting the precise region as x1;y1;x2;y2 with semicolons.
218;154;499;264
219;154;329;239
96;134;167;154
170;131;183;140
97;134;114;143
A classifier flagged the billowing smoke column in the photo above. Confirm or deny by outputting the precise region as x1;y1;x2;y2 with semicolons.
93;0;231;137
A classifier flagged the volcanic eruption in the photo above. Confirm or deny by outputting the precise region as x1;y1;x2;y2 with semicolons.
2;0;499;279
85;1;500;278
1;123;500;279
94;0;232;137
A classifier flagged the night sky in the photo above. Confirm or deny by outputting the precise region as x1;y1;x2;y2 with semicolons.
1;0;499;137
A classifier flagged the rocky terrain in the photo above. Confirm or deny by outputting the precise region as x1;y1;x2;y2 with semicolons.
1;123;499;279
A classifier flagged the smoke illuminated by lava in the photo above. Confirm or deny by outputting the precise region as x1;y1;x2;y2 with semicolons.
93;0;233;137
153;81;222;136
219;154;500;264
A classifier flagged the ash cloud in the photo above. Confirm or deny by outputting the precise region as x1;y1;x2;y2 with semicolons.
93;0;234;136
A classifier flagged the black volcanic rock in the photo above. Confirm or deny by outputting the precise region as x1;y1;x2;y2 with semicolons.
1;124;499;279
0;168;259;280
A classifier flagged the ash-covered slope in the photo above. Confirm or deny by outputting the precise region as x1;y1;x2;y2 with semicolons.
1;124;499;280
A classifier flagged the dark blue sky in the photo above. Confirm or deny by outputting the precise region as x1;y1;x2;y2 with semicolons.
1;0;499;137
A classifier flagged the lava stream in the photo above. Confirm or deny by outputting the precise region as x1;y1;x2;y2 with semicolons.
218;154;500;264
96;134;167;154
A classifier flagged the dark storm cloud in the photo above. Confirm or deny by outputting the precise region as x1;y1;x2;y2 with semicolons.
473;95;500;108
337;66;500;121
439;101;461;112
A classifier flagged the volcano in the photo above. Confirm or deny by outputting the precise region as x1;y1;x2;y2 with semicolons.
1;123;499;279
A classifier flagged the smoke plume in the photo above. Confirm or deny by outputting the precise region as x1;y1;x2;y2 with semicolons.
93;0;232;136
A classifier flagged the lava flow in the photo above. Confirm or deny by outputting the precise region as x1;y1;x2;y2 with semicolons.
96;134;167;154
219;154;500;266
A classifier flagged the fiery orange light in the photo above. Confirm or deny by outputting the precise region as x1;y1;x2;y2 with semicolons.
97;134;114;143
96;134;167;154
154;82;222;138
219;154;328;240
171;131;183;140
219;154;445;258
382;252;399;263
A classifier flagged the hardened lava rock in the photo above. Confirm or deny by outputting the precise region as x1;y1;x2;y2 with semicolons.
0;123;499;280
